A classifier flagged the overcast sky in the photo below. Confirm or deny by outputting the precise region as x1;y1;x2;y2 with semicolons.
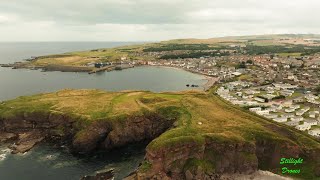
0;0;319;42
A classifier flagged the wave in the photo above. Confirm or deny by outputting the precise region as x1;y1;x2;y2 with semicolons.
0;148;12;161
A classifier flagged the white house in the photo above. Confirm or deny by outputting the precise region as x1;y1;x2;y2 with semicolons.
283;113;295;118
273;83;298;90
308;129;320;137
245;101;259;106
285;121;299;127
282;100;293;107
256;110;270;116
235;92;243;97
305;94;319;101
264;114;278;119
309;111;318;118
296;107;310;116
296;110;305;116
280;90;294;97
293;98;304;103
266;107;277;113
291;116;304;122
304;119;318;126
249;107;262;112
296;124;311;131
271;104;283;110
285;108;296;113
255;97;266;103
291;104;301;109
232;72;242;76
273;117;288;123
245;90;260;95
283;65;290;69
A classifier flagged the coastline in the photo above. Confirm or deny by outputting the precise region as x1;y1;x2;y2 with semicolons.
139;65;219;91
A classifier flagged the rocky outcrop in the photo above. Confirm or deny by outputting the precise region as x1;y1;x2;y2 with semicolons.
0;132;18;143
81;168;114;180
0;109;176;155
0;110;79;153
72;121;112;154
72;112;176;154
103;113;174;150
9;130;44;154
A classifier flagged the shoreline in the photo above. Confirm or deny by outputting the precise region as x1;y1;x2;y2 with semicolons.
140;65;219;90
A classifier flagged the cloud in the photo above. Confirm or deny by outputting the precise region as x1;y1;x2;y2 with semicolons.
0;0;319;41
0;13;18;24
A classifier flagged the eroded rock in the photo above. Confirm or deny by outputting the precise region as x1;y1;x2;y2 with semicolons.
9;130;44;154
81;168;114;180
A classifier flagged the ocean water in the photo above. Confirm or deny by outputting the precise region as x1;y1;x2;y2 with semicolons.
0;42;143;64
0;143;146;180
0;42;206;180
0;42;206;101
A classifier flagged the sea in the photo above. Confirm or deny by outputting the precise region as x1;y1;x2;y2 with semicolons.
0;42;206;180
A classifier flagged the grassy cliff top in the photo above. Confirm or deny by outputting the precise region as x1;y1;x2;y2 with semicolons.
1;88;319;149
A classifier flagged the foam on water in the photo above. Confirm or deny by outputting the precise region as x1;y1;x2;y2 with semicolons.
0;148;12;161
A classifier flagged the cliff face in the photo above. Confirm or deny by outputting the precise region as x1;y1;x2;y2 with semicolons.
103;113;175;149
72;112;176;154
142;140;257;179
0;110;77;153
1;111;73;131
128;137;318;180
0;109;177;154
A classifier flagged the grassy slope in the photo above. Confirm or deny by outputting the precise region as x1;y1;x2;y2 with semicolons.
29;43;154;67
0;89;183;120
0;88;319;178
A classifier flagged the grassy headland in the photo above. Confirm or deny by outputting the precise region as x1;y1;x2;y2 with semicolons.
0;88;319;179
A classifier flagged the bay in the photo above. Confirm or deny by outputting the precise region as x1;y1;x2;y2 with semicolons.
0;42;206;180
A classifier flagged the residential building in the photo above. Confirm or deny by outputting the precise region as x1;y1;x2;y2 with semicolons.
304;119;318;126
249;107;262;112
291;116;304;122
285;121;300;127
296;124;311;131
273;117;288;123
308;129;320;137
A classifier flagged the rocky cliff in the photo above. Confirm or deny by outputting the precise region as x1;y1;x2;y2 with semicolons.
0;109;176;154
128;136;311;179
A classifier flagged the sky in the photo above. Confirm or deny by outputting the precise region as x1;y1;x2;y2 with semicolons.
0;0;319;42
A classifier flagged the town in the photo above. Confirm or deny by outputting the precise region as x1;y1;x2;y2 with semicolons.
115;42;320;139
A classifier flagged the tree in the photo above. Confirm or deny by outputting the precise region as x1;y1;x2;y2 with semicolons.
270;54;275;59
236;62;246;69
246;60;253;64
